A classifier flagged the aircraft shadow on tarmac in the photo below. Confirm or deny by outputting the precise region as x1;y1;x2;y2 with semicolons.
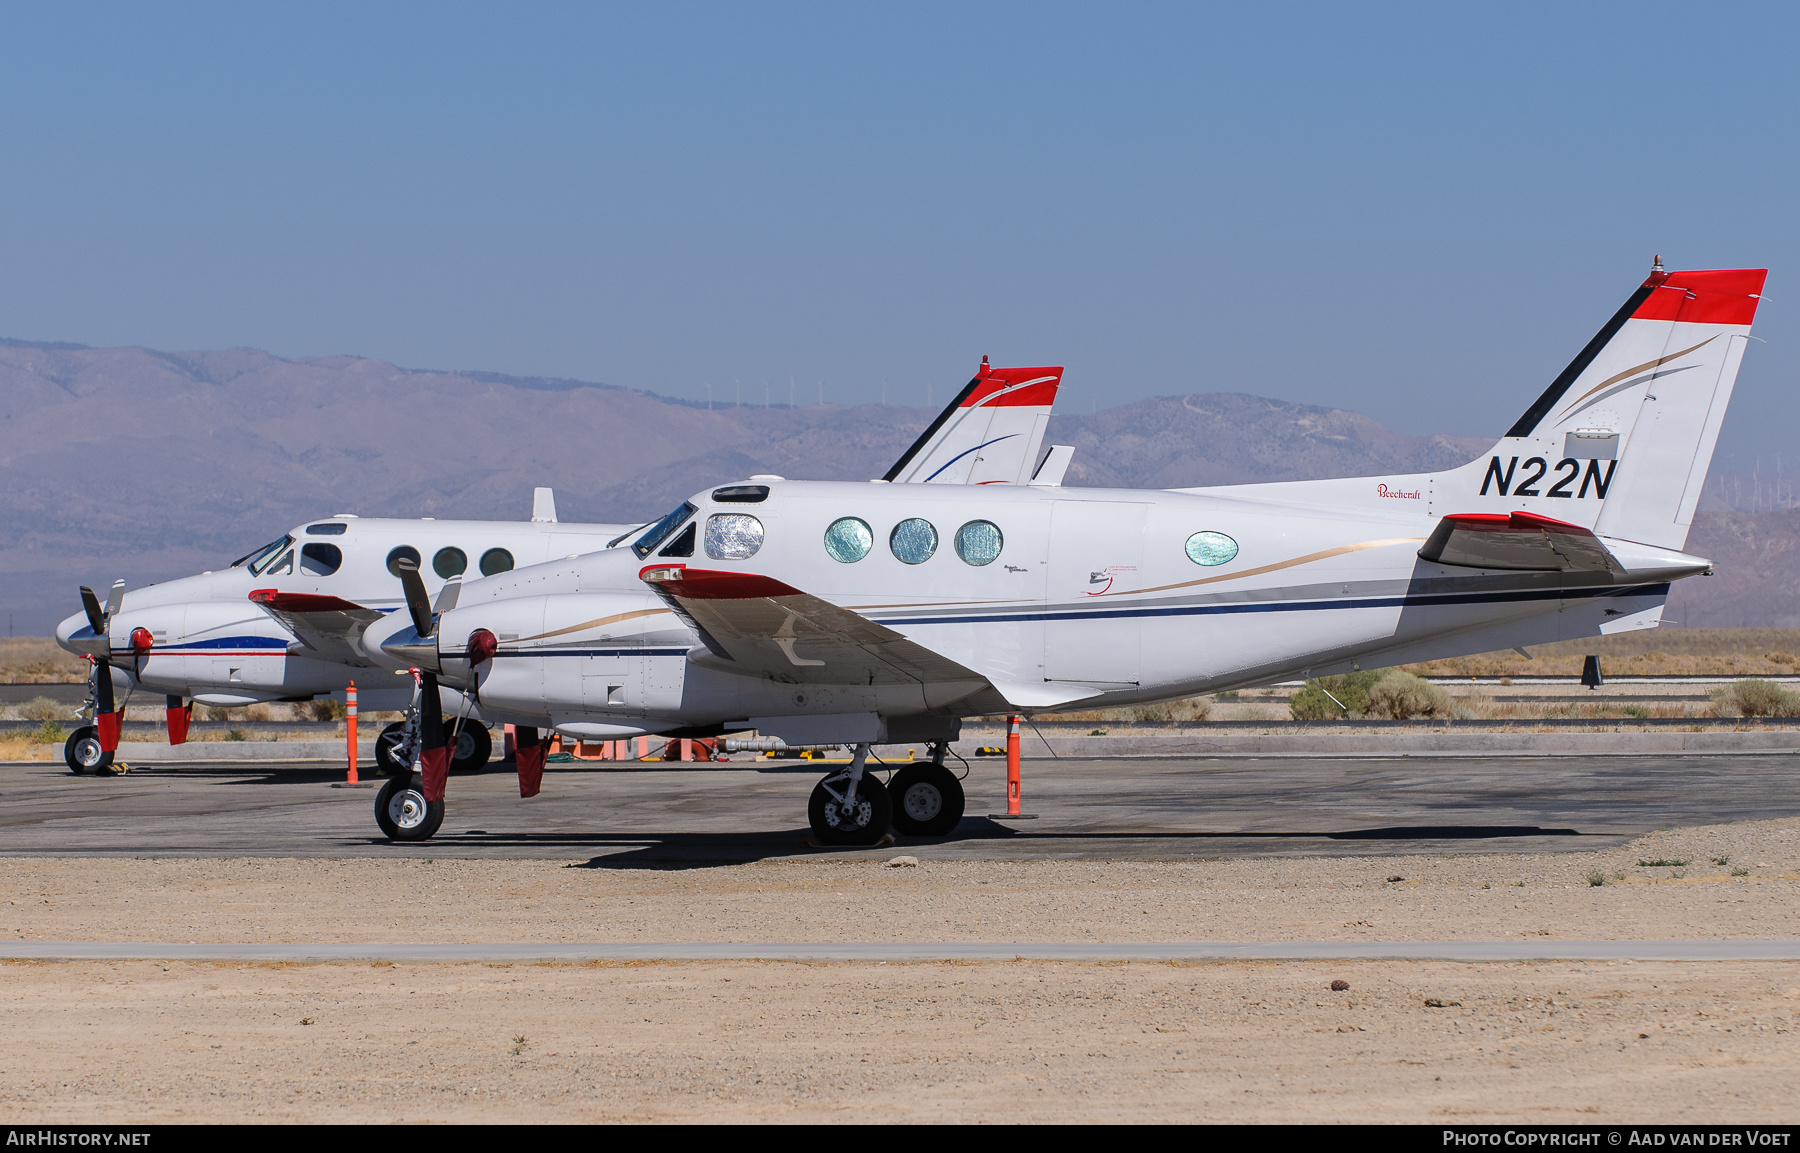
372;817;1590;870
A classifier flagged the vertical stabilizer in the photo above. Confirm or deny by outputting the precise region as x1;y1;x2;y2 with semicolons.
1445;264;1765;550
883;359;1064;485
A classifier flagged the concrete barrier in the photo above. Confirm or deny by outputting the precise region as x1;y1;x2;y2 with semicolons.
960;728;1800;757
114;739;378;762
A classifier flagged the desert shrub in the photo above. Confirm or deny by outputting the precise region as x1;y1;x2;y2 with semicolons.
1765;650;1799;667
1289;670;1386;720
225;728;249;742
242;703;273;723
1363;672;1453;720
303;697;346;722
1709;678;1800;718
15;696;63;722
28;719;64;744
199;705;235;721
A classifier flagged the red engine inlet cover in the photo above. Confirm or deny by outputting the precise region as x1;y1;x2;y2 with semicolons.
467;628;498;666
129;627;154;654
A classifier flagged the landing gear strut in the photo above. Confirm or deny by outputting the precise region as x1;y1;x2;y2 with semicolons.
887;742;965;836
807;743;892;846
374;670;449;842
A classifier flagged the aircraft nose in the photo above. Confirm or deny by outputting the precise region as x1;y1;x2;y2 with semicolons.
55;609;107;658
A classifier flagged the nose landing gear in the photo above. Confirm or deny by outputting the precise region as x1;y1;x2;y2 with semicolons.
65;660;117;775
374;772;444;842
64;727;113;775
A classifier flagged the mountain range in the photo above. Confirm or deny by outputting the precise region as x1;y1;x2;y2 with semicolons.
0;338;1787;634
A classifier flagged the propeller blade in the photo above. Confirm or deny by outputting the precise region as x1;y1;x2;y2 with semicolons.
79;587;105;634
393;557;435;638
103;579;125;621
433;574;462;615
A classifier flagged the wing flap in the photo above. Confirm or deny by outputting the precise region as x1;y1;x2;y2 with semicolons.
249;589;388;665
1417;512;1624;574
640;565;988;688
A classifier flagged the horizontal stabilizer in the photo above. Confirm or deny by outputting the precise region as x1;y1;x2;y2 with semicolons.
1417;512;1623;574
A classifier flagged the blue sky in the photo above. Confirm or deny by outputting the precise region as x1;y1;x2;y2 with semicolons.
2;2;1794;463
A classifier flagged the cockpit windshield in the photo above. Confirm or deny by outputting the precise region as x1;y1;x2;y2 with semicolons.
232;536;295;575
630;502;697;559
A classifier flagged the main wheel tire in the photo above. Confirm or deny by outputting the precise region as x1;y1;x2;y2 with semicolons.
64;726;112;776
449;722;492;773
375;773;444;842
375;721;410;777
887;763;965;836
807;773;893;846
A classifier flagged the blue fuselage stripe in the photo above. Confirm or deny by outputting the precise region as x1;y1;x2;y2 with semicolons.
868;583;1668;628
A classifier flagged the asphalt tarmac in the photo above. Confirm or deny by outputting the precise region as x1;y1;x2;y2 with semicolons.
5;751;1800;862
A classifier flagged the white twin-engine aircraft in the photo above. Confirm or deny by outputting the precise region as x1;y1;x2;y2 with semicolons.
359;262;1766;847
52;360;1068;776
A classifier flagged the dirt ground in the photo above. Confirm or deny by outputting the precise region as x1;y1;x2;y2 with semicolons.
2;817;1798;1122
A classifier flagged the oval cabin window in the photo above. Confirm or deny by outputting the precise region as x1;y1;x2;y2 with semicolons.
1184;531;1239;566
823;517;873;563
954;520;1003;566
890;519;938;565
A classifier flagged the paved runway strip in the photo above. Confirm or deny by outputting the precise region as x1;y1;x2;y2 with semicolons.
8;752;1800;860
7;940;1799;963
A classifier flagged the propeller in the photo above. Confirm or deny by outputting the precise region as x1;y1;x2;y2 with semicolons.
393;557;434;638
79;586;105;635
71;579;126;658
74;579;128;752
382;558;449;672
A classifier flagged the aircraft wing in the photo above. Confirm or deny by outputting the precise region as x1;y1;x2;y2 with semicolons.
249;589;389;665
639;564;989;689
1417;511;1625;574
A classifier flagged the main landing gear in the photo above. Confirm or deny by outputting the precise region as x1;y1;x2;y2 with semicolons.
807;743;892;846
886;743;965;836
375;717;492;775
804;742;967;845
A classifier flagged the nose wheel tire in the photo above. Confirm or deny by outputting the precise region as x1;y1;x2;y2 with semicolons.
64;726;113;776
450;722;492;773
807;774;893;846
375;774;444;842
886;764;965;836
